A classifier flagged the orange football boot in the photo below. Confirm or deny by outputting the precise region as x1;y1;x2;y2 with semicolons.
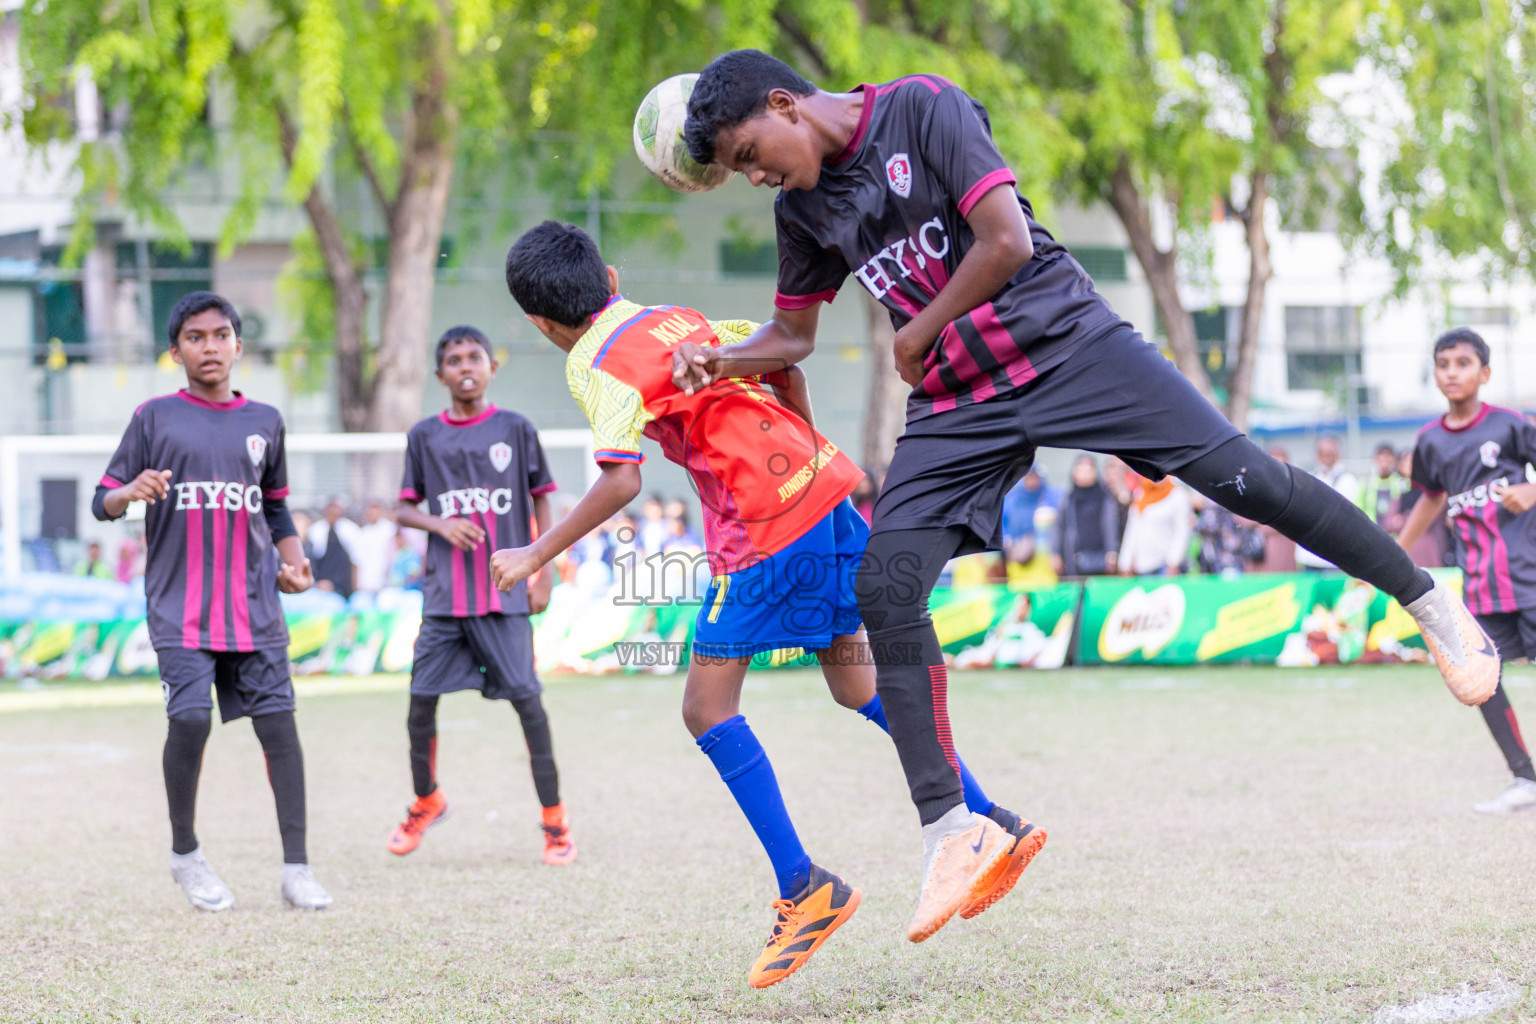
959;807;1047;920
747;864;861;989
906;815;1012;943
388;788;450;856
541;804;577;865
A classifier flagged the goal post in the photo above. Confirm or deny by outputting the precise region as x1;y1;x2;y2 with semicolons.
0;429;597;579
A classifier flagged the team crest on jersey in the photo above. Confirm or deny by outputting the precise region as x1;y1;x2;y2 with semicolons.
886;153;913;198
1480;440;1501;468
245;434;266;467
489;441;513;473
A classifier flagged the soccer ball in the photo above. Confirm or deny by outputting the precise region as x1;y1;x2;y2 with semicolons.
633;73;735;193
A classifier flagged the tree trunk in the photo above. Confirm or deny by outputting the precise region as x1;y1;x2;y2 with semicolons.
369;62;457;434
1228;169;1271;431
861;292;907;478
1103;155;1216;405
275;105;372;432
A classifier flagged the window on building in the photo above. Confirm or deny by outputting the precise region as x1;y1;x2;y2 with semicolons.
1285;305;1362;391
719;237;777;276
1072;246;1129;283
115;241;214;345
34;247;87;366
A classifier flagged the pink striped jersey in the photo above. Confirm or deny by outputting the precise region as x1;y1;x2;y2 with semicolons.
99;390;291;651
773;75;1127;423
1411;403;1536;614
400;406;555;617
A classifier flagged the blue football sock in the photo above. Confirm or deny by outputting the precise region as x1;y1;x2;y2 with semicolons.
857;695;996;816
697;715;812;899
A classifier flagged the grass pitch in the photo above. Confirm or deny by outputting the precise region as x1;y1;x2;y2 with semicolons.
4;665;1535;1023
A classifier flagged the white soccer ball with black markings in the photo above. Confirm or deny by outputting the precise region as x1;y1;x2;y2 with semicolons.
633;73;735;193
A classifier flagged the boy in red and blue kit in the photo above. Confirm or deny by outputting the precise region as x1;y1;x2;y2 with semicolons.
1399;329;1536;814
494;222;1041;988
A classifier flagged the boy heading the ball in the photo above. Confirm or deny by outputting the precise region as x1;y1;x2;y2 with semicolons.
677;49;1500;941
1397;329;1536;814
389;325;575;865
496;221;1041;987
92;291;331;912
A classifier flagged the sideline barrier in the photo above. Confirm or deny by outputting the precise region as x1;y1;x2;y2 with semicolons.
0;572;1452;681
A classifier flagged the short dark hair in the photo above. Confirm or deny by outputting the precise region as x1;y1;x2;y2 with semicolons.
684;50;816;166
1374;441;1396;456
1434;327;1490;366
435;325;493;368
167;291;240;347
505;221;611;328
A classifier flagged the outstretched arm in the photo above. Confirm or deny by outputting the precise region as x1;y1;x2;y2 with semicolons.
673;305;821;394
491;462;642;591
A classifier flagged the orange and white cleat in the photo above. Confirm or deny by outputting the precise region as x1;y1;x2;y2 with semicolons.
387;789;450;856
907;814;1012;943
1405;580;1500;705
541;804;577;865
747;864;861;989
960;807;1047;920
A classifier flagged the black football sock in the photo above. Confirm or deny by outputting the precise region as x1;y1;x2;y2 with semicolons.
164;711;212;856
407;694;440;798
1179;436;1431;604
513;694;561;808
252;711;308;864
1480;682;1536;781
856;526;971;826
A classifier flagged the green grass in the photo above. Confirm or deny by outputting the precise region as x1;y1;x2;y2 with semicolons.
4;665;1536;1023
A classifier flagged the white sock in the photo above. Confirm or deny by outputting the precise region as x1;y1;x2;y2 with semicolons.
920;803;977;884
1404;581;1467;661
170;845;204;864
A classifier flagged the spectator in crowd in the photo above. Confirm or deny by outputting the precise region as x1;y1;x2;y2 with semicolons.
1119;472;1193;576
1100;456;1134;540
1385;449;1454;568
1255;444;1299;572
1356;442;1409;527
351;501;398;595
664;507;704;553
1193;497;1264;576
75;540;113;580
115;534;146;584
1054;455;1119;576
1001;467;1061;570
386;530;424;590
638;493;670;556
1295;435;1357;572
308;500;356;597
851;472;878;526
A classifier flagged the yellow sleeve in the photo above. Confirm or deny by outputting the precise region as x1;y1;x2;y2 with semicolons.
569;361;651;464
706;318;760;347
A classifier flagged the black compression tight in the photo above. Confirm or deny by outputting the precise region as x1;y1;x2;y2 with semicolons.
252;711;308;864
164;711;212;855
853;436;1435;826
408;693;560;807
1177;436;1432;604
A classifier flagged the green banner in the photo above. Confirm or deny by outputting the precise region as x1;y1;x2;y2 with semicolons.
0;571;1459;680
1077;570;1458;666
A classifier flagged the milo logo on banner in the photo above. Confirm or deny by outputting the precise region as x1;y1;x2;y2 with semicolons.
1098;584;1187;662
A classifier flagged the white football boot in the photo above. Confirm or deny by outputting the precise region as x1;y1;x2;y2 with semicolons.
281;863;333;910
1474;778;1536;815
170;846;235;912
